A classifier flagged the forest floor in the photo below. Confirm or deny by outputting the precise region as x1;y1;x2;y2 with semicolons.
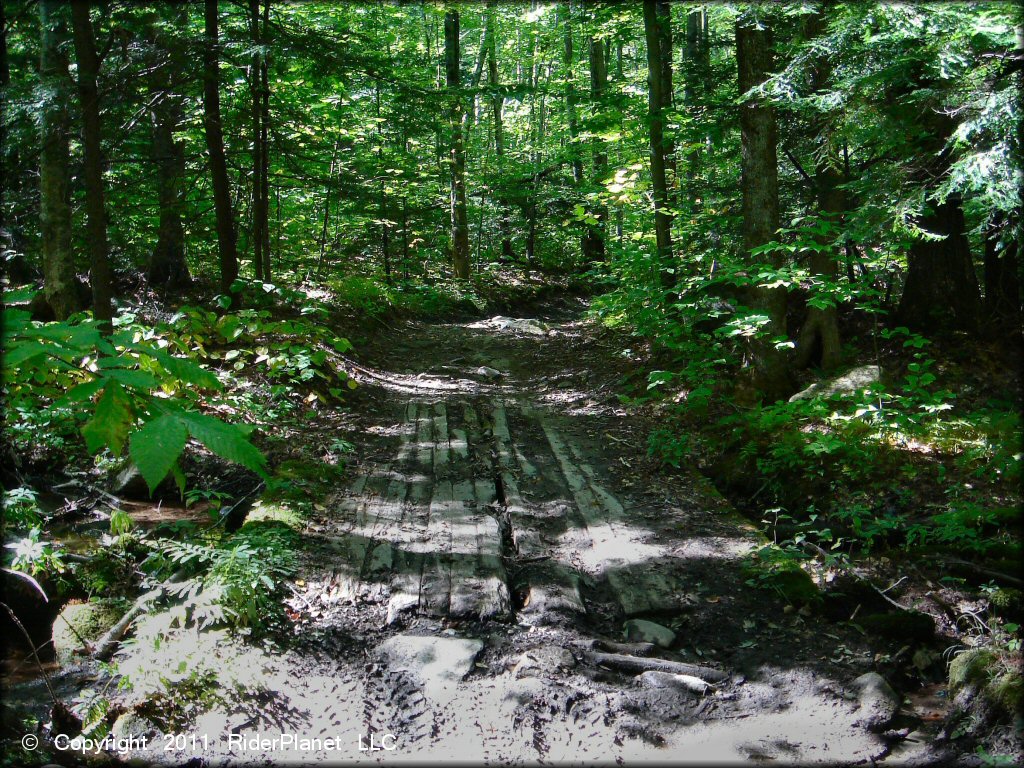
7;297;966;765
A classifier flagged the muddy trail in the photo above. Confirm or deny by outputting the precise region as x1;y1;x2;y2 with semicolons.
51;301;948;765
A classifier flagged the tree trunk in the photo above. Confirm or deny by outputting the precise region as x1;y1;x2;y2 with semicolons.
248;0;266;281
737;14;789;400
445;9;471;279
581;36;606;263
643;0;673;288
486;4;515;261
795;9;842;371
656;0;674;191
563;2;582;186
38;0;82;320
896;193;981;334
70;1;114;330
203;0;240;301
983;213;1021;331
147;5;190;289
260;0;271;281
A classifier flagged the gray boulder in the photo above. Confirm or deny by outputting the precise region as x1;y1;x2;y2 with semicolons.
789;365;881;402
623;619;676;649
850;671;901;732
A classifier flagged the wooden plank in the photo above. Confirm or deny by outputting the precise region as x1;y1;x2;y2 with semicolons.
418;479;453;616
433;402;450;468
416;401;433;467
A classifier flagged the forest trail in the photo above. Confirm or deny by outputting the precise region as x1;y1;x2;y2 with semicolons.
117;301;937;765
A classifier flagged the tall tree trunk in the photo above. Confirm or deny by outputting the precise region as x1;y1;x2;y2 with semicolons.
445;9;471;279
38;0;81;320
563;2;582;185
896;193;981;334
683;9;703;197
147;5;190;289
581;36;606;263
316;140;339;278
795;9;842;371
203;0;240;301
486;3;515;261
983;213;1021;331
248;0;265;281
71;1;113;331
1;0;10;215
643;0;673;288
656;0;674;192
737;14;789;400
260;0;271;280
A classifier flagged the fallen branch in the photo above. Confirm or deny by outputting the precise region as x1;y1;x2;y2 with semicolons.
800;540;910;611
591;638;658;657
92;569;186;661
586;651;729;682
939;557;1022;588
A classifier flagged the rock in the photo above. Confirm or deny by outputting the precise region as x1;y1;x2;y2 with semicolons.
850;672;901;732
475;366;503;381
110;463;154;499
376;635;483;696
757;567;819;606
471;316;550;336
512;646;576;679
52;599;127;664
637;670;710;695
987;670;1024;717
948;649;997;695
788;365;881;402
385;593;419;625
111;712;158;742
623;619;676;649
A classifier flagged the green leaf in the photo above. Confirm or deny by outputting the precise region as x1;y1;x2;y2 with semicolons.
3;341;50;368
138;347;222;390
103;368;160;390
81;381;134;455
129;414;189;495
50;378;106;410
179;410;268;477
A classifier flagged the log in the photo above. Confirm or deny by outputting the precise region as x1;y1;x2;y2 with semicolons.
92;569;186;661
592;638;658;657
586;651;729;682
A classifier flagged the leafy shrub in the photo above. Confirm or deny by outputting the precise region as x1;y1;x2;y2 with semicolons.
3;292;268;494
144;522;297;632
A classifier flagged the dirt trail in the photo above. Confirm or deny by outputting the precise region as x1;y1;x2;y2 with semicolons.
112;302;943;765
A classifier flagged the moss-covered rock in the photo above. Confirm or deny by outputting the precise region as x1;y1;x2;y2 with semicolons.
244;500;303;529
857;610;935;643
52;599;127;664
767;567;820;606
948;649;998;695
986;671;1024;718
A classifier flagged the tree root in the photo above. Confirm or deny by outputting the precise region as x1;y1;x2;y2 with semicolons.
586;650;729;682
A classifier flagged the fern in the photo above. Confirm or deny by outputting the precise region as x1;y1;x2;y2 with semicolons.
147;525;296;633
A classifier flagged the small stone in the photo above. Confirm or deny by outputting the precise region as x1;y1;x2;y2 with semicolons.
850;672;901;732
623;619;676;649
637;671;709;695
385;593;418;625
475;366;503;380
512;646;576;679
